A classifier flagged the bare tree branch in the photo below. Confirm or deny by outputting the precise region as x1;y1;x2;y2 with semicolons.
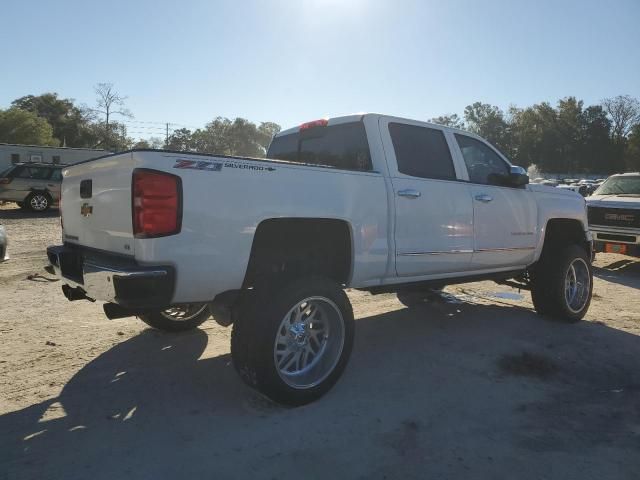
602;95;640;141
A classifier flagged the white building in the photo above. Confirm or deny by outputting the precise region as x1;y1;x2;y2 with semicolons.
0;143;108;171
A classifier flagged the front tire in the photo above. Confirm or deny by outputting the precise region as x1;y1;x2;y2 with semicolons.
531;244;592;322
231;277;354;406
25;192;51;212
138;304;211;332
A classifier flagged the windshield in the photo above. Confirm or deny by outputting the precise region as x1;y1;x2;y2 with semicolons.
594;176;640;195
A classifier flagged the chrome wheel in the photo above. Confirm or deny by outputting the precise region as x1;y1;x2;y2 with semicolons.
160;303;209;321
274;296;345;389
564;257;590;313
30;194;49;211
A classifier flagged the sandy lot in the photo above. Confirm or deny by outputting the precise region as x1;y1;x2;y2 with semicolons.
1;204;639;480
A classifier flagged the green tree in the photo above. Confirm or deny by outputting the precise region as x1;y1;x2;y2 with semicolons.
257;122;281;153
626;123;640;171
166;128;194;151
580;105;613;173
429;114;464;129
0;108;58;146
463;102;511;155
189;117;281;156
11;92;97;147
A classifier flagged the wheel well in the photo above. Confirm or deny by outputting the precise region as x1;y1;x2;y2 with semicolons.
242;218;352;287
541;218;589;255
29;189;52;198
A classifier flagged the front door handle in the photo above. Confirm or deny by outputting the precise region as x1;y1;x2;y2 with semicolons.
397;189;421;198
474;194;493;203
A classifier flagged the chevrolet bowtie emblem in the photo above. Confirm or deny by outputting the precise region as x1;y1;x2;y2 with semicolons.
80;203;93;217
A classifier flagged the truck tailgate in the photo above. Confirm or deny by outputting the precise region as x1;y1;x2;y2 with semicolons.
61;153;135;255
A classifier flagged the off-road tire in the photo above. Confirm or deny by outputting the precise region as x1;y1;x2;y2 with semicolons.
531;244;592;322
138;304;211;332
231;276;355;406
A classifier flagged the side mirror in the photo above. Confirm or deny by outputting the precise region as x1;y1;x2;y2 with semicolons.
508;165;529;187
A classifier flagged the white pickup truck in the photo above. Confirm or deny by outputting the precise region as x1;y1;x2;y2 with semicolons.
47;114;593;405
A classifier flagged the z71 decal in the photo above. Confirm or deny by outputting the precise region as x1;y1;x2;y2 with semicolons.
173;159;276;172
174;159;223;171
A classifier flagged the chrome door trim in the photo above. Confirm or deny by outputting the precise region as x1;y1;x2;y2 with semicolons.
397;246;534;256
474;246;535;252
397;249;473;256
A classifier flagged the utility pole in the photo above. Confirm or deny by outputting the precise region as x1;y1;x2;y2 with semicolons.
165;123;169;148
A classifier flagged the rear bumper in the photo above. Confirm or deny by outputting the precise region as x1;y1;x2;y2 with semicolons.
46;244;175;308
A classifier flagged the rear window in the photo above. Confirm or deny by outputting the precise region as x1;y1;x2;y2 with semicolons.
267;122;372;171
12;166;52;180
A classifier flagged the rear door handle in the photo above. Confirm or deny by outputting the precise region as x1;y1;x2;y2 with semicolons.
474;194;493;203
397;189;421;198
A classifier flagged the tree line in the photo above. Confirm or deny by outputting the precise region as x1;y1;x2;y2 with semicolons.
1;86;639;172
430;95;640;173
0;84;282;157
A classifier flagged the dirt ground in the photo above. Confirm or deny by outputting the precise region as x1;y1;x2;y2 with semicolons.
1;204;639;480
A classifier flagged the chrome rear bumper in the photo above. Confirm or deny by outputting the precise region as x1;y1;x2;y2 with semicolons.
46;245;175;308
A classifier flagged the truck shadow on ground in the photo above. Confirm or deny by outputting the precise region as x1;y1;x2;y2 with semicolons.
2;297;640;479
593;258;640;289
0;206;59;220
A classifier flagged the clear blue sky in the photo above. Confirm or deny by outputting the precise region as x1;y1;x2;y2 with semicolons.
2;0;639;137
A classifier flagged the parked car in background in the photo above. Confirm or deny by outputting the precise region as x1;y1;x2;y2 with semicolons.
587;172;640;257
0;163;64;212
0;225;7;261
558;184;589;196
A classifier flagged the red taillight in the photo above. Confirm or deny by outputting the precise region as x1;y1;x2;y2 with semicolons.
132;169;181;238
0;177;12;184
300;119;328;131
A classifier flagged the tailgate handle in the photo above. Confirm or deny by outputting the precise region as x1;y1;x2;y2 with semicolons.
80;179;92;199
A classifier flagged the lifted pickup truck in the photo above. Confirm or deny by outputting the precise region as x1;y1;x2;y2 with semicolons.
48;114;593;405
587;172;640;257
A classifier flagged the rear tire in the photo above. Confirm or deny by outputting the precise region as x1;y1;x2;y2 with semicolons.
138;304;211;332
531;244;592;322
25;192;51;212
231;277;354;406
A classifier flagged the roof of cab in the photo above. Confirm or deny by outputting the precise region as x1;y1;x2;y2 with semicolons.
273;113;471;138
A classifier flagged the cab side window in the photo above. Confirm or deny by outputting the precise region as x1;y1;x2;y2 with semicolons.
454;134;509;186
28;167;52;180
50;169;63;181
12;167;31;179
390;123;456;180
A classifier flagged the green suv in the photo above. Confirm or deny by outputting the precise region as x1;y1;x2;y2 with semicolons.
0;163;64;212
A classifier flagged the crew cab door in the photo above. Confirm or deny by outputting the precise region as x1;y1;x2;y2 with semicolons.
380;118;474;276
452;133;537;268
